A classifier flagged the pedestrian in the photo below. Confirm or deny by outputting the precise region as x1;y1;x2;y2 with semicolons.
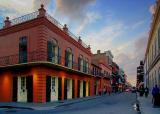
139;86;145;97
144;86;149;98
152;85;160;107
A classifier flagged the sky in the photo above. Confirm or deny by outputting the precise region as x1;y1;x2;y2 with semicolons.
0;0;156;86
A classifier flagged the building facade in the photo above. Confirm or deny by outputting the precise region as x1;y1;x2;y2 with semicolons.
118;68;126;92
144;0;160;89
92;50;112;94
136;61;144;88
111;62;120;92
0;5;115;103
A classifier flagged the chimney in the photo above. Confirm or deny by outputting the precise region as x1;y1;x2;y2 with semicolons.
78;36;82;44
63;24;68;32
38;4;46;18
87;45;91;51
4;17;11;28
97;50;101;54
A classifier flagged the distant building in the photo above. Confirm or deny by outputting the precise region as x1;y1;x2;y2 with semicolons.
136;61;144;88
118;68;126;92
111;62;119;92
144;0;160;89
92;50;112;94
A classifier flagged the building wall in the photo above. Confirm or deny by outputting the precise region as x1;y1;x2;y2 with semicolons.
0;72;12;102
0;66;95;103
144;0;160;89
45;26;91;64
0;25;39;57
0;19;92;65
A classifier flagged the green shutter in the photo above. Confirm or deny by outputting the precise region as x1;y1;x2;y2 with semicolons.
78;57;81;70
47;41;53;62
58;47;61;64
72;54;74;68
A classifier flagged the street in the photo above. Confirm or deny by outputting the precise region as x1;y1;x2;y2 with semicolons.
0;93;137;114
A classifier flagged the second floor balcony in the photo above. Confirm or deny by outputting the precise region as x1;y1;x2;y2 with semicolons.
0;50;91;76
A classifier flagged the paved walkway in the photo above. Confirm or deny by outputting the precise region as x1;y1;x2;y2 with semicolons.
0;93;136;114
0;95;101;110
138;95;160;114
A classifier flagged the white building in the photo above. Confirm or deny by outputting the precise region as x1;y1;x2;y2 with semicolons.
144;0;160;89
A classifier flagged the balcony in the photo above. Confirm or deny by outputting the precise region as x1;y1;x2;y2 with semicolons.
0;51;93;76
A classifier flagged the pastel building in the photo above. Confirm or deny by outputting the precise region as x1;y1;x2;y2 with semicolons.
144;0;160;89
92;50;112;94
0;5;112;103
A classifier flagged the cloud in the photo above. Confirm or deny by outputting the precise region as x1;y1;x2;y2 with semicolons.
149;4;156;15
85;22;124;53
76;11;101;34
53;0;97;31
113;33;148;86
0;0;51;19
55;0;96;21
0;0;34;17
131;20;145;30
85;19;148;86
33;0;51;10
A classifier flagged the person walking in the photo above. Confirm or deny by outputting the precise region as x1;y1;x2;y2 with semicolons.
144;86;149;98
139;86;145;97
152;85;160;107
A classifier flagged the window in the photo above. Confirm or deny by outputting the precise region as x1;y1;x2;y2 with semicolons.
78;55;83;72
83;58;89;73
65;48;73;68
19;36;27;63
47;39;61;64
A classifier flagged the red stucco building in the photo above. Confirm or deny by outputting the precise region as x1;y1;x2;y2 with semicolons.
0;5;112;103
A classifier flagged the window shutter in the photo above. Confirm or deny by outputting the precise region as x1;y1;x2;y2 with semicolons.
47;41;53;62
78;57;81;70
65;50;68;66
52;45;56;57
19;36;27;63
72;54;74;68
58;47;61;64
83;60;86;73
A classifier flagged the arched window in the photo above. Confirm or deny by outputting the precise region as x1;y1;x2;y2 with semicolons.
65;47;73;68
47;38;61;64
83;58;89;73
86;58;89;73
78;55;83;72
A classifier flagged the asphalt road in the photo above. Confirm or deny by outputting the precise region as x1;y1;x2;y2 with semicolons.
0;92;137;114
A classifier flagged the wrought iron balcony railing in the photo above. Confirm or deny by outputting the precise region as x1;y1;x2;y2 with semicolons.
0;51;92;75
11;11;39;26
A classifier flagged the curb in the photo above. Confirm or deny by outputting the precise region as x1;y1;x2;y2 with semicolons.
33;95;102;110
0;95;103;111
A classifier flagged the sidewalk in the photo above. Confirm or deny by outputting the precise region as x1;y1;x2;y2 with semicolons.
138;95;160;114
0;95;105;110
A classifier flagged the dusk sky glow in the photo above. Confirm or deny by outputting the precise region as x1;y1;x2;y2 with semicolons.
0;0;156;85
